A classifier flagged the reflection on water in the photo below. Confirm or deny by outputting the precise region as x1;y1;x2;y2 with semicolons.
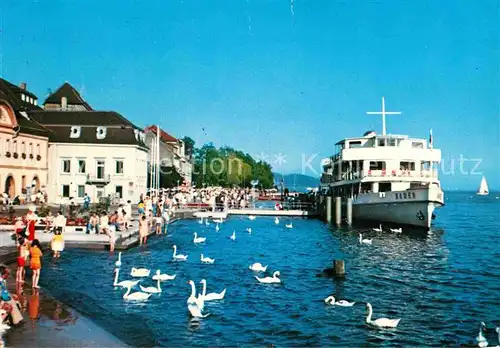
39;192;500;347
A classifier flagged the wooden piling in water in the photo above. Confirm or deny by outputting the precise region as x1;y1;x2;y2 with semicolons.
335;197;341;226
346;198;352;226
333;260;345;277
326;196;332;223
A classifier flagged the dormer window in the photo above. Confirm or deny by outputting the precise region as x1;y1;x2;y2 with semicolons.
96;126;107;139
134;129;139;141
70;126;81;138
21;94;25;102
34;99;38;106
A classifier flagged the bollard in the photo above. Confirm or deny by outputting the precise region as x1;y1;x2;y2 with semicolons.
333;260;345;277
335;196;341;226
326;196;332;223
346;197;352;226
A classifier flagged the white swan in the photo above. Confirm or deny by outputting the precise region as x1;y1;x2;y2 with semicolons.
248;215;256;220
152;269;176;281
215;223;220;231
256;271;281;284
275;217;279;224
230;231;236;240
122;284;151;301
199;279;226;301
324;296;355;307
140;278;162;293
173;245;188;261
130;267;151;277
359;233;372;245
198;218;203;224
213;218;223;223
187;303;209;318
390;227;402;233
285;223;293;228
372;224;383;232
249;262;268;272
204;218;210;226
187;280;204;310
115;252;122;267
365;303;401;328
113;268;140;288
200;254;215;264
246;227;252;233
476;322;488;348
193;232;206;244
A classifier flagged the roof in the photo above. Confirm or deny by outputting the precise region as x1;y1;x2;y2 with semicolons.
144;125;178;143
29;110;138;127
39;125;148;148
44;82;93;110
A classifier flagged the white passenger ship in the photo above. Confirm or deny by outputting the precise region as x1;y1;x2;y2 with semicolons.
320;97;444;229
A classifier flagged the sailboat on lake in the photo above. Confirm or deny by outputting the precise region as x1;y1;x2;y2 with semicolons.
477;176;489;195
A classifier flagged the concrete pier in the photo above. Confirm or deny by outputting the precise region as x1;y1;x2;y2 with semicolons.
325;196;332;223
335;197;341;226
346;198;352;226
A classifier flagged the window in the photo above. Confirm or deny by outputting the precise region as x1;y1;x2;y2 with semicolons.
348;141;362;148
62;185;70;198
369;161;386;170
77;185;85;198
5;139;10;152
378;138;385;147
13;140;17;153
29;143;33;155
21;94;25;101
96;160;105;179
62;159;71;173
412;141;423;148
115;160;124;174
78;159;86;173
115;185;123;198
36;144;40;156
34;99;37;106
400;161;416;171
388;138;396;146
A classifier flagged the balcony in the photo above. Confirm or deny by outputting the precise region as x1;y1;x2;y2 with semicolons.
86;174;111;186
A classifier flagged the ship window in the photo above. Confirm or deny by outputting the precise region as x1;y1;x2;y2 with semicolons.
388;138;396;146
369;161;386;170
379;183;391;192
349;141;362;148
400;161;415;171
378;138;386;147
412;141;423;148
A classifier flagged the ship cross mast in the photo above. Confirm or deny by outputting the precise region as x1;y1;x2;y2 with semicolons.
366;97;402;135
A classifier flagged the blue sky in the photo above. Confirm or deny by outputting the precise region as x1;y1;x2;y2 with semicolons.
1;0;499;189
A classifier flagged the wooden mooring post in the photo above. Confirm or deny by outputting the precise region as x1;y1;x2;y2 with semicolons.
346;197;352;226
326;196;332;223
333;260;345;277
335;197;341;226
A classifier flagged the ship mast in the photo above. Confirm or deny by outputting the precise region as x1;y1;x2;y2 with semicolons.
366;97;402;135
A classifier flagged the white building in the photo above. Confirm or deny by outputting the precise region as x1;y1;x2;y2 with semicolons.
0;78;50;202
29;83;148;204
144;125;193;186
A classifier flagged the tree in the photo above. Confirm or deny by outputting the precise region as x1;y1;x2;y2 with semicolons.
181;136;195;159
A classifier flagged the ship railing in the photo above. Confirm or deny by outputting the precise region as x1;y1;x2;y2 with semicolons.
363;169;438;178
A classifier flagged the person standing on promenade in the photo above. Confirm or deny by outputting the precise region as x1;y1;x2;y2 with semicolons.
25;208;38;244
29;240;42;289
124;200;132;228
154;211;162;235
53;211;66;234
107;226;116;252
83;193;90;210
139;215;148;245
138;200;145;215
51;230;64;258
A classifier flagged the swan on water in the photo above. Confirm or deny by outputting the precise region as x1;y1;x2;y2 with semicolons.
199;279;226;301
246;227;252;233
249;263;267;272
476;322;488;348
188;303;209;318
152;269;176;281
198;218;203;224
122;284;151;301
173;245;188;261
365;303;401;328
359;233;372;245
230;231;236;240
285;223;293;228
275;217;279;224
115;252;122;267
324;296;355;307
215;223;220;231
204;218;210;226
130;267;151;277
140;278;162;293
213;217;224;223
193;232;206;244
200;254;215;264
248;215;256;220
187;280;204;309
256;271;281;284
390;227;402;233
113;268;140;288
372;224;383;232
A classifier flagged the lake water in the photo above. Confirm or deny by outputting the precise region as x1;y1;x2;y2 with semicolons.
40;192;500;346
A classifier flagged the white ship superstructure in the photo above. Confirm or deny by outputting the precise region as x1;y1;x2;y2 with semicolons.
320;97;444;229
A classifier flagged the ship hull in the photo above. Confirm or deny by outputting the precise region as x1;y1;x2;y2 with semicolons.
352;200;440;229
